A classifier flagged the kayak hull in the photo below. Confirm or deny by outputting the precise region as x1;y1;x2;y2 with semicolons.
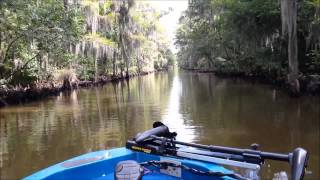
24;147;235;180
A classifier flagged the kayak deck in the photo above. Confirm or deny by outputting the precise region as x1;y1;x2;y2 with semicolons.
24;147;235;180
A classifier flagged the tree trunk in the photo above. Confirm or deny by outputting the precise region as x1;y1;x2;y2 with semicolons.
62;78;72;90
125;61;129;78
120;65;124;78
137;54;141;74
120;33;130;78
95;58;98;82
0;31;3;63
93;46;99;82
287;0;299;95
118;1;131;79
64;0;69;10
281;0;299;95
112;49;117;76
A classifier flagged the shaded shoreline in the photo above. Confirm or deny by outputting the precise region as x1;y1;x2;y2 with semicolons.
180;68;320;96
0;71;157;108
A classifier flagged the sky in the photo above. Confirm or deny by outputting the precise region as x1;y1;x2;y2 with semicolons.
148;0;188;52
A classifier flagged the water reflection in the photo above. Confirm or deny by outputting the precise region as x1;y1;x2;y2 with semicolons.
0;70;319;179
162;72;198;142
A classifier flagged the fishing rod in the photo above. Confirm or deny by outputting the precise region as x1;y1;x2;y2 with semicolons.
150;135;290;162
131;122;309;180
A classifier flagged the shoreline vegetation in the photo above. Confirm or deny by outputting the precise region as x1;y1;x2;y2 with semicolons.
1;0;319;104
0;69;167;108
175;0;320;96
181;67;320;96
0;0;175;107
2;66;319;108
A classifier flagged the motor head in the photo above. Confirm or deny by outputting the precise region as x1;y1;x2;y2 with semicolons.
134;121;176;143
290;148;308;180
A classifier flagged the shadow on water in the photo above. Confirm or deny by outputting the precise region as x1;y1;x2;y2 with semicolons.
0;70;319;179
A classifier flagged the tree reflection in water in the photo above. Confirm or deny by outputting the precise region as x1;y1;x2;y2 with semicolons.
0;71;319;179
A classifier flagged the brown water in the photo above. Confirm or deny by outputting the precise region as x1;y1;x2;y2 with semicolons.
0;70;319;179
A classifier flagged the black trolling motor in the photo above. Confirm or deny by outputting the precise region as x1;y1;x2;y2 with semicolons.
127;121;309;180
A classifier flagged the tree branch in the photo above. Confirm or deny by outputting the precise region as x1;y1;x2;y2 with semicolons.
2;33;25;64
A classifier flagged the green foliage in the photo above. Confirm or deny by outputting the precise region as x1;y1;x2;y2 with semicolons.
176;0;320;78
306;50;320;73
9;70;37;87
0;0;84;85
164;49;175;66
77;57;95;80
0;0;173;87
84;33;116;47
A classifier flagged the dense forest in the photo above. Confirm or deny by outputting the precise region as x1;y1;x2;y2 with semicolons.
175;0;320;95
1;0;320;107
0;0;174;88
0;0;175;105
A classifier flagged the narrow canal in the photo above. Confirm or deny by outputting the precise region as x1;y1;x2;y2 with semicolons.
0;70;319;179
